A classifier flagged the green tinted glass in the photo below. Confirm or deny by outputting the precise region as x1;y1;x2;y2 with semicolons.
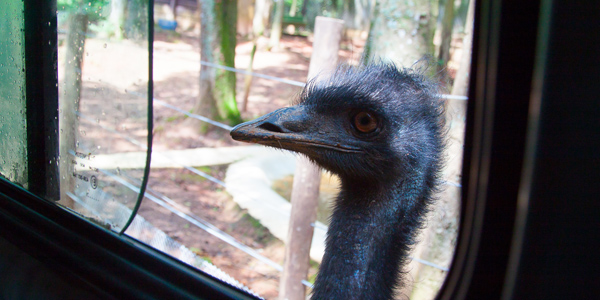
0;0;28;188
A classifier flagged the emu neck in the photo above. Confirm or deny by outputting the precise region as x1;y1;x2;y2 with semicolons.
311;180;423;300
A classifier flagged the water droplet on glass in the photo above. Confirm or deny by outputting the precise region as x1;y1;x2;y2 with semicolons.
97;145;101;149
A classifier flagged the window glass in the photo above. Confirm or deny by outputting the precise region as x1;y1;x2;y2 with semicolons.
3;0;471;298
57;0;150;230
137;0;471;298
0;0;28;188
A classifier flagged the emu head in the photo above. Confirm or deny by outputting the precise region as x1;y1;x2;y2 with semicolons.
231;63;444;188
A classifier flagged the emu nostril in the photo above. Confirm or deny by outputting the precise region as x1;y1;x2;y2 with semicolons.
258;122;285;133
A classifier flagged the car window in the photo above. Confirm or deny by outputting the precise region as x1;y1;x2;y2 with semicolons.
0;0;471;298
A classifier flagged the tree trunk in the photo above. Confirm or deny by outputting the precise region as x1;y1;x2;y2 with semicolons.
438;0;455;70
241;0;271;112
59;12;88;207
125;0;148;40
454;0;470;32
301;0;309;16
196;0;241;132
109;0;127;39
238;0;254;37
269;0;285;50
254;0;273;36
241;42;257;112
289;0;298;16
342;0;376;30
365;0;435;67
452;0;473;97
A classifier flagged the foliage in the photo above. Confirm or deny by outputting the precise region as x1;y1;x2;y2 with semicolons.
272;0;347;30
57;0;109;21
284;0;304;16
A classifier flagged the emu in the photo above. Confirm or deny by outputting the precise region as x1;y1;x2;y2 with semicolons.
231;62;445;300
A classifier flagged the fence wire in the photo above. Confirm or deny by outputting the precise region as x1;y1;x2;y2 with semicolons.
78;110;451;274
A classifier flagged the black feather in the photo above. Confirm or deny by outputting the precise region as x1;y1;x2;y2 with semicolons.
230;61;446;300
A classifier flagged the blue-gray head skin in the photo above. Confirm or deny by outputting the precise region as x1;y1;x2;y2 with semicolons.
231;62;445;300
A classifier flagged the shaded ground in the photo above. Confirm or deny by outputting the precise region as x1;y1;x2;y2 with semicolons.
138;167;285;298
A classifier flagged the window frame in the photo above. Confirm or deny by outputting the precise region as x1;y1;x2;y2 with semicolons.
23;0;60;200
0;177;260;299
1;0;598;299
439;0;543;298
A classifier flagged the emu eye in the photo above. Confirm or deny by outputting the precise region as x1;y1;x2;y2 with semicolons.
353;111;378;133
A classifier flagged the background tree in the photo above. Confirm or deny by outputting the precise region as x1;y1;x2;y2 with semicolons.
238;0;255;37
342;0;376;30
289;0;298;16
108;0;127;39
268;0;285;50
242;0;273;111
195;0;242;131
437;0;455;70
365;0;435;67
452;0;472;97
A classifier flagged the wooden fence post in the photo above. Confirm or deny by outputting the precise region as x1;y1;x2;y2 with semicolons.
279;16;345;300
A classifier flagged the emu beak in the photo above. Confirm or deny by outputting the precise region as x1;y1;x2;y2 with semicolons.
230;106;309;152
230;106;361;154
